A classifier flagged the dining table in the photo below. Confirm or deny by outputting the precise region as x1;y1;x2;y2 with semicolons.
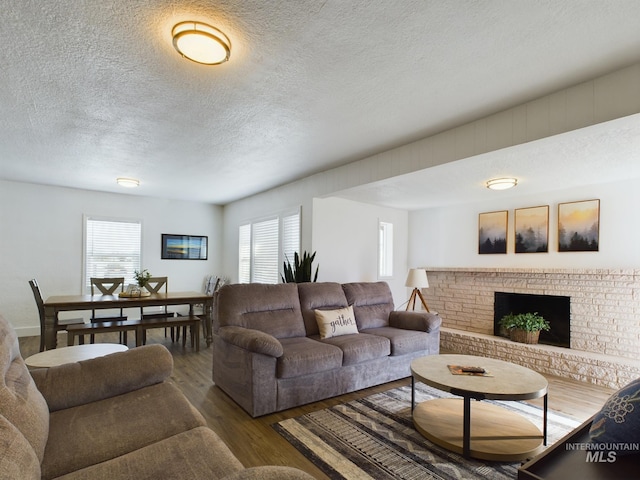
43;291;213;350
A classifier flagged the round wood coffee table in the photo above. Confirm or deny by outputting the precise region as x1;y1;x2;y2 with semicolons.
411;354;548;461
25;343;128;368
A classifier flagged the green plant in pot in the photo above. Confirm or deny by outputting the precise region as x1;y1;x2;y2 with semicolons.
281;251;319;283
134;269;151;289
499;312;550;344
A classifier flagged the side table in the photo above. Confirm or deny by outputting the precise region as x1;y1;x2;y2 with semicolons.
25;343;128;368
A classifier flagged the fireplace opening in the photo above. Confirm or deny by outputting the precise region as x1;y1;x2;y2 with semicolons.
494;292;570;348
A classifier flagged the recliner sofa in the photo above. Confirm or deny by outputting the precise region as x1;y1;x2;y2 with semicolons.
0;313;312;480
213;281;442;417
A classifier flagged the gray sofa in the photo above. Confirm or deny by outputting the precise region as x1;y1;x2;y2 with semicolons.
0;313;312;480
213;281;442;417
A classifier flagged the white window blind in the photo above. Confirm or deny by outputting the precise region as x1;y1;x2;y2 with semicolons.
238;224;251;283
379;221;393;278
252;218;279;283
85;217;142;290
282;212;300;265
238;209;301;284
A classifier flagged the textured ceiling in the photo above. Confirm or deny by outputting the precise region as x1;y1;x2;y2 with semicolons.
1;1;640;206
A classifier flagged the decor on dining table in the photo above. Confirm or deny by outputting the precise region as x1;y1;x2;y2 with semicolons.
514;205;549;253
161;234;208;260
134;269;152;288
478;210;507;254
119;269;152;297
558;199;600;252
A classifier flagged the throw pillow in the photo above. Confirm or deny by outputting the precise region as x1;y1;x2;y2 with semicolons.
315;306;358;339
589;376;640;456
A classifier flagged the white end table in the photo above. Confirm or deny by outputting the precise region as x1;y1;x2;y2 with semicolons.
25;343;128;368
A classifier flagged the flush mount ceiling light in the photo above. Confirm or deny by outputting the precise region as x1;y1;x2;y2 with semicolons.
172;21;231;65
116;177;140;188
486;177;518;190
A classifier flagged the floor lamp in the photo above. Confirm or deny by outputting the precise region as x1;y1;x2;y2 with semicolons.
405;268;430;312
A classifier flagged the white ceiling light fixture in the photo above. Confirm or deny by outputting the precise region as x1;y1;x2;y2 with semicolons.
116;177;140;188
172;21;231;65
486;177;518;190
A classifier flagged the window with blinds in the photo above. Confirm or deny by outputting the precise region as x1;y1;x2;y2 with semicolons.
84;216;142;290
379;221;393;278
238;210;300;284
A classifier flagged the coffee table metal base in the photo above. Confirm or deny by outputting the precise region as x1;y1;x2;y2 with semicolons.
413;397;544;461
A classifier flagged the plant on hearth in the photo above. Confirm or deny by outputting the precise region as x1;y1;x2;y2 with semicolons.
499;312;550;344
281;251;319;283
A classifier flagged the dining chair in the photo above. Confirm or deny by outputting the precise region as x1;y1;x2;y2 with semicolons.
139;276;175;343
191;275;221;341
90;277;127;344
29;279;85;352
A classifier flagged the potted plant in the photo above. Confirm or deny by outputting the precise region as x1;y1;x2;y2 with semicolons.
499;312;550;344
281;251;319;283
134;269;152;290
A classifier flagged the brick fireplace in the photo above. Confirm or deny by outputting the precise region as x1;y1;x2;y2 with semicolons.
423;268;640;389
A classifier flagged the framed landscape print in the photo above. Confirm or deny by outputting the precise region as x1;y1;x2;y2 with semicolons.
514;205;549;253
478;210;507;254
558;199;600;251
161;234;208;260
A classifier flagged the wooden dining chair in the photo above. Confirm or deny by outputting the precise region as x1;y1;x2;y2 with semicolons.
29;279;85;352
90;277;127;343
139;276;175;343
140;276;170;319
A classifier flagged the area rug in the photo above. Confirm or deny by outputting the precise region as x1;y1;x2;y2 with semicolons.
273;383;581;480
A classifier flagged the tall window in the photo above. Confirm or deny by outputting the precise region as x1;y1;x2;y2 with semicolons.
84;216;142;290
238;209;300;283
378;221;393;278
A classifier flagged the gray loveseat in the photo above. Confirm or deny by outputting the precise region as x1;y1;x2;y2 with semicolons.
0;314;312;480
213;281;442;417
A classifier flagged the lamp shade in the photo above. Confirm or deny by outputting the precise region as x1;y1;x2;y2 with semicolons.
405;268;429;288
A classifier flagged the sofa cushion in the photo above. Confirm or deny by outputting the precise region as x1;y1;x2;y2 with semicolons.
0;314;49;464
42;382;207;479
277;337;342;379
52;427;244;480
342;282;394;329
362;327;431;356
298;282;349;336
315;306;359;339
315;333;390;366
589;376;640;456
0;414;40;480
217;283;306;339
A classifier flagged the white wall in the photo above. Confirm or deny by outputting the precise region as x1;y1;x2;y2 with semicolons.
0;180;223;335
222;63;640;284
312;197;409;304
409;178;640;268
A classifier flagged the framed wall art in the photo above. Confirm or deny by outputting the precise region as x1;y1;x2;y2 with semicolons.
478;210;508;254
514;205;549;253
558;199;600;252
161;234;208;260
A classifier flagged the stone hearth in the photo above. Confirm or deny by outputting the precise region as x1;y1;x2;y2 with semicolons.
423;268;640;389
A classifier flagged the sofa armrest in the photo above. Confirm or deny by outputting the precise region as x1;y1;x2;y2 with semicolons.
389;310;442;332
30;344;173;412
218;326;284;358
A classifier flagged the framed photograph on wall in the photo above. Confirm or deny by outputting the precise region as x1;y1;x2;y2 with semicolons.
478;210;508;254
514;205;549;253
161;234;208;260
558;199;600;252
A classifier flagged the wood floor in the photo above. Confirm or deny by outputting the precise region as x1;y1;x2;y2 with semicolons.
19;331;615;479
